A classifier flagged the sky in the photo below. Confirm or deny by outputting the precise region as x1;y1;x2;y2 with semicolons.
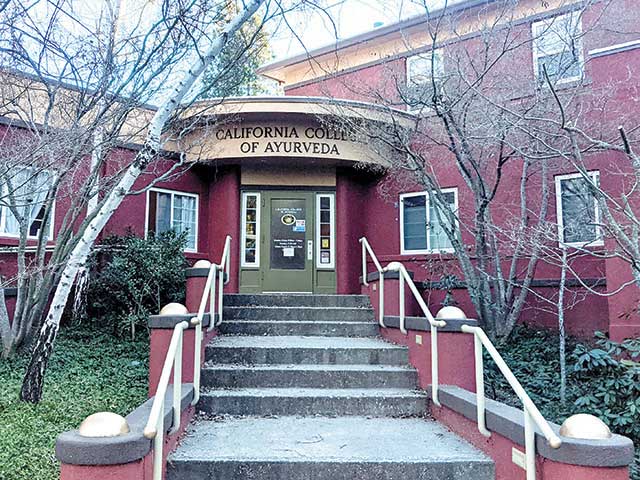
268;0;430;61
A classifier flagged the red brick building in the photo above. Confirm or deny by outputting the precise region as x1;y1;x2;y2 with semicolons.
2;0;640;340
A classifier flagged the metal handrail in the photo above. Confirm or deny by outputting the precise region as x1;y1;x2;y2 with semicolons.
360;237;445;405
359;237;385;327
143;235;232;480
143;320;192;480
358;237;561;480
461;325;562;480
382;261;445;406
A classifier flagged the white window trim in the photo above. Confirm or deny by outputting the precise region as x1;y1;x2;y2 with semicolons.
405;49;444;113
400;188;458;255
240;192;261;268
0;172;55;240
532;11;584;86
554;171;603;248
145;187;199;253
315;193;335;269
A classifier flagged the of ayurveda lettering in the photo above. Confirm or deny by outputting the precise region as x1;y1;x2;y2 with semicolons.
215;125;359;156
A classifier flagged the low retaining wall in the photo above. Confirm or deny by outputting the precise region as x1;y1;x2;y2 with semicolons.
56;385;194;480
147;313;218;397
362;275;635;480
56;265;218;480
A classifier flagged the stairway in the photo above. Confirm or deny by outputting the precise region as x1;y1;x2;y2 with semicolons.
166;294;494;480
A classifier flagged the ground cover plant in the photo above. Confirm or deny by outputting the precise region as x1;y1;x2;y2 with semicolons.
485;327;640;479
0;328;148;480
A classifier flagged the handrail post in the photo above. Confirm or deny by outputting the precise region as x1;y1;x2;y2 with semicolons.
361;239;368;287
525;409;536;480
152;422;163;480
472;333;490;437
170;335;183;435
398;270;406;334
430;325;441;406
208;264;217;332
378;272;385;328
192;316;202;405
217;266;224;326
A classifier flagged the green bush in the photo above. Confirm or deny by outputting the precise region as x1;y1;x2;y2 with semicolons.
484;327;639;479
572;333;640;441
86;231;188;339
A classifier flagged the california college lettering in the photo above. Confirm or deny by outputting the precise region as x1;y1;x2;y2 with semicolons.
214;125;359;156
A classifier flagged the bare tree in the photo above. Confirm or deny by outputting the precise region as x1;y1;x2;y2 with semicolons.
326;0;638;341
0;0;278;401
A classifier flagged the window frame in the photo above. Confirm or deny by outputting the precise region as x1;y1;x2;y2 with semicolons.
0;168;55;240
554;171;603;248
405;48;445;113
315;193;335;269
532;11;584;86
399;187;458;255
145;187;199;253
240;192;261;268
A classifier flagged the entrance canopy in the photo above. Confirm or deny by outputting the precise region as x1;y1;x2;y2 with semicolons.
168;96;416;168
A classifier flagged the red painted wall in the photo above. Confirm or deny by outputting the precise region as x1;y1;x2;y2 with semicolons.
284;1;640;339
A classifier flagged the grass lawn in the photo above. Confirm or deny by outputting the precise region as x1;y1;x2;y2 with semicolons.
0;328;149;480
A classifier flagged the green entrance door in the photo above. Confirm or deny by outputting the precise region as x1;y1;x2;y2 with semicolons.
261;191;315;293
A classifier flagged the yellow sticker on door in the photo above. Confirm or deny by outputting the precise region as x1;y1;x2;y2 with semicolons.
281;214;296;225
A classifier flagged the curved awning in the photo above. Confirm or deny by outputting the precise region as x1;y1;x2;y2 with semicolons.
167;96;416;168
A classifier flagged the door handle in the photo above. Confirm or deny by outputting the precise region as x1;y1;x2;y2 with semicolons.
307;240;313;261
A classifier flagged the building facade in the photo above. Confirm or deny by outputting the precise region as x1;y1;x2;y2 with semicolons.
2;0;640;340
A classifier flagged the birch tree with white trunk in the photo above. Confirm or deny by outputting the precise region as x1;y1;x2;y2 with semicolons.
19;0;266;402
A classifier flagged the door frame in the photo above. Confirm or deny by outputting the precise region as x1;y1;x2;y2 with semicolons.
238;187;337;294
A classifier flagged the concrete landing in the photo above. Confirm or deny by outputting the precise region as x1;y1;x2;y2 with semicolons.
167;416;494;480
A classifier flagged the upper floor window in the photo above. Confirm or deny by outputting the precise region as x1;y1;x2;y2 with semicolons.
146;188;198;251
405;49;444;112
400;188;457;254
555;172;602;246
532;12;583;85
0;167;54;238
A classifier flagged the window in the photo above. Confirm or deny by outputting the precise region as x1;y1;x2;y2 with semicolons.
241;192;260;267
316;193;335;269
405;49;444;111
0;167;54;238
400;188;458;254
146;188;198;251
555;172;602;246
532;12;583;85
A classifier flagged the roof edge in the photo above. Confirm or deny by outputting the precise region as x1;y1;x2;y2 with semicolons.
259;0;497;76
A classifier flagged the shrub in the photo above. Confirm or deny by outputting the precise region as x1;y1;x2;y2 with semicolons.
86;230;188;339
573;332;640;441
484;327;640;479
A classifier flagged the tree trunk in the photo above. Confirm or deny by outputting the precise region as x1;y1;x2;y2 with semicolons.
558;247;568;404
0;287;12;358
19;0;265;403
20;321;59;402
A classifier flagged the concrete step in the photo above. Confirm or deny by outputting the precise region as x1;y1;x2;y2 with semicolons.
201;363;418;389
167;416;495;480
224;293;371;308
205;336;410;365
218;320;379;337
197;387;428;416
222;306;375;322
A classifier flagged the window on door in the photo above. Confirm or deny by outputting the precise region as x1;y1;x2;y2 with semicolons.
146;188;198;251
316;193;335;269
241;192;261;267
400;188;458;254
